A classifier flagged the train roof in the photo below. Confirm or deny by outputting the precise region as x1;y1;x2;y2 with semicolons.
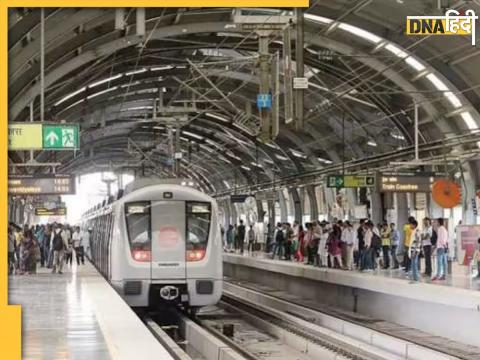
124;178;199;194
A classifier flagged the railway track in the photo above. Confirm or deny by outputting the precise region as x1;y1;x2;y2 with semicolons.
141;280;460;360
222;279;462;360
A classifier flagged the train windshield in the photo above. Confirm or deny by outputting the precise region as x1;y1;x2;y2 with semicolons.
186;202;211;251
125;202;151;251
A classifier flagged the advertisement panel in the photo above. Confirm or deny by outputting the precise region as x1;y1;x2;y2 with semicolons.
456;225;480;266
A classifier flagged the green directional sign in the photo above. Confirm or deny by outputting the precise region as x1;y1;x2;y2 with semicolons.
42;124;79;149
327;175;344;188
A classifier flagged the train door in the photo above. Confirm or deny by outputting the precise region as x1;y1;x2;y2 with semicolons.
150;201;186;280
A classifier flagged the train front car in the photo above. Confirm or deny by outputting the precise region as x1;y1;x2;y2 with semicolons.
110;182;223;310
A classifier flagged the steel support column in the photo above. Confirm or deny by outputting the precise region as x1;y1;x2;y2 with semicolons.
306;185;318;221
289;188;302;223
294;8;304;131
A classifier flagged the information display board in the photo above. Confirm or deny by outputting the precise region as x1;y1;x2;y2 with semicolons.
8;175;76;195
380;174;437;192
35;207;67;216
230;194;250;203
327;175;375;188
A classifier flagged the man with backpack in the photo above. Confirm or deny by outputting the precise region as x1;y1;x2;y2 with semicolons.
272;223;285;260
51;224;67;274
237;220;246;255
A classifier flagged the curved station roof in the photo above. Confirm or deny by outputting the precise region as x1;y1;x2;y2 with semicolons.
8;3;480;194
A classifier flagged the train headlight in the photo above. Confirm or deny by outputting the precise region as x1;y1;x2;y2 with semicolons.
186;249;206;262
131;249;151;262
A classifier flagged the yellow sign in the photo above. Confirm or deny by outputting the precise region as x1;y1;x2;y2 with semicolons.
406;9;478;45
8;123;43;150
344;175;375;188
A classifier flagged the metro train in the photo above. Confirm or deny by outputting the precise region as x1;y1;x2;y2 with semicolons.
80;178;223;311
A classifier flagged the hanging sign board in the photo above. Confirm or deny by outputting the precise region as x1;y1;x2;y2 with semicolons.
8;123;80;150
380;174;438;192
256;192;277;202
256;94;272;109
230;194;250;203
8;124;43;150
327;175;375;188
35;207;67;216
293;77;309;89
8;174;76;195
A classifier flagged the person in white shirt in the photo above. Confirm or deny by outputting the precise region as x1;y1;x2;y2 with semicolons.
421;218;433;277
317;222;329;267
361;222;375;271
72;226;85;265
342;221;356;270
432;218;449;281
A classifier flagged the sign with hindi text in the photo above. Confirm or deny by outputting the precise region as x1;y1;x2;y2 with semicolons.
8;123;80;150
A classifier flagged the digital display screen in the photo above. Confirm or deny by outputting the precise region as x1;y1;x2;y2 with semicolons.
380;175;436;192
8;175;75;195
35;207;67;216
187;203;211;213
126;203;149;214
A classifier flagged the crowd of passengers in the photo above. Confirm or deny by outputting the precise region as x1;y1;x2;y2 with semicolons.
7;222;91;275
224;217;480;283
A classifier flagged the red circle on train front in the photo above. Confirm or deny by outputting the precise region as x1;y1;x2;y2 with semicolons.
158;226;180;247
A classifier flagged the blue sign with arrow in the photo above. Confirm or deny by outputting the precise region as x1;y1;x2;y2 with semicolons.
256;93;272;109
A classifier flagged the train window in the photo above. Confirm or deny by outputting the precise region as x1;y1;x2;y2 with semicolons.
186;202;211;261
125;202;151;252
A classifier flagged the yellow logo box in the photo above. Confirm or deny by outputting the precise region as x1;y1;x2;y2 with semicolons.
406;18;471;35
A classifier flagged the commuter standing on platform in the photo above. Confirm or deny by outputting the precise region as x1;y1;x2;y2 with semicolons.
44;225;53;268
371;222;382;270
317;222;328;267
63;225;73;266
304;223;314;264
73;226;85;265
390;223;400;269
247;225;256;254
8;225;15;275
362;222;374;271
272;222;285;260
233;224;238;251
226;225;234;252
284;223;294;260
35;225;46;268
21;230;36;275
327;224;343;269
237;220;246;255
432;218;449;281
403;216;415;274
292;221;299;253
409;220;422;283
342;221;356;270
380;222;391;269
356;219;366;269
421;218;433;277
52;224;66;274
295;224;305;262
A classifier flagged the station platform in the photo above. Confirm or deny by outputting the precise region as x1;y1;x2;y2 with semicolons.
223;252;480;350
9;261;174;360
